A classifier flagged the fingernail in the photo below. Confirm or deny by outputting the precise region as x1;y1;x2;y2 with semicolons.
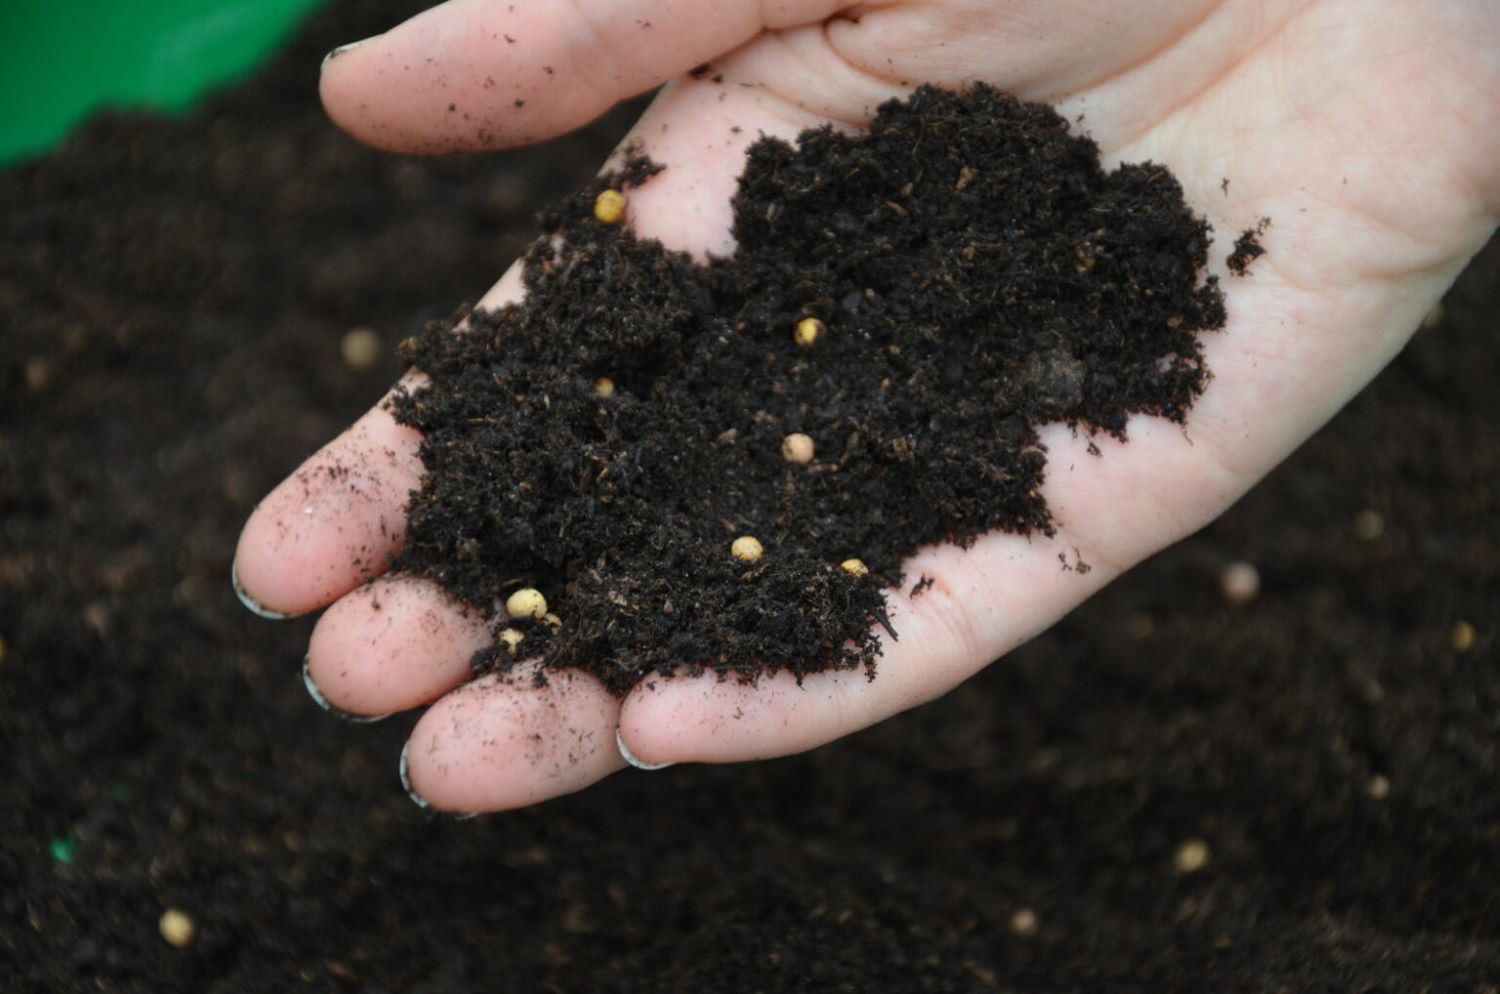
395;741;476;819
616;728;675;771
321;38;371;72
231;562;302;620
399;741;429;810
302;658;391;723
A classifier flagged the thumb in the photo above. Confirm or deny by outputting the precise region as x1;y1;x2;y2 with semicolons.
318;0;846;154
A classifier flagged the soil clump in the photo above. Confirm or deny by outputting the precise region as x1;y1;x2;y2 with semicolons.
393;85;1228;691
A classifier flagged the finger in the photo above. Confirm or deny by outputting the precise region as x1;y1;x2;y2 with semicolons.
305;573;493;718
318;0;855;155
232;386;424;617
235;255;536;619
401;663;625;813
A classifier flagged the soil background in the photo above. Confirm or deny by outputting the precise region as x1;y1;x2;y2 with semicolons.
3;1;1496;991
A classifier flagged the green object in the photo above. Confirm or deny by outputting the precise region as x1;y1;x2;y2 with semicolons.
48;837;78;864
0;0;328;164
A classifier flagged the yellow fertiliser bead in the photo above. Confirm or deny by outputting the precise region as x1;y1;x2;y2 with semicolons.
840;558;869;578
498;628;526;654
506;588;548;619
1219;561;1259;606
781;432;815;464
593;189;627;225
794;317;824;348
340;327;381;371
1174;838;1211;874
731;536;764;562
593;377;615;398
1009;908;1038;937
159;909;196;948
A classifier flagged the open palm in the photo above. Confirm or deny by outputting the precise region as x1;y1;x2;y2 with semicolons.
234;0;1499;812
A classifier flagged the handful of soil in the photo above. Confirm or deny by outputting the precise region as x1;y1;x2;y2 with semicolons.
392;84;1227;693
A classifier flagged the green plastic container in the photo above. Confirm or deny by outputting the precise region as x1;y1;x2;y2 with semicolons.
0;0;327;164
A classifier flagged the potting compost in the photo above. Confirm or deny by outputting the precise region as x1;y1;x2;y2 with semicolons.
395;85;1228;691
3;1;1495;989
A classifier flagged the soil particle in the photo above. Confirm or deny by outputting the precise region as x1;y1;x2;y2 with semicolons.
1352;507;1386;541
1228;217;1271;275
393;85;1229;693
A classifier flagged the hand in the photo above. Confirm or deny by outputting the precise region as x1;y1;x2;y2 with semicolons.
233;0;1500;813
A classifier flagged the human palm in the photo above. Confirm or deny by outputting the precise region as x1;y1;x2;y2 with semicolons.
234;0;1500;812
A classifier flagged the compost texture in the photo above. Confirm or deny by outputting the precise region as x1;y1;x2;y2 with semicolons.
394;86;1226;690
3;1;1498;990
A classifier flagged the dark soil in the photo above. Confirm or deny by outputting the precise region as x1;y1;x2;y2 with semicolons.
3;2;1497;990
394;86;1227;691
1227;219;1270;276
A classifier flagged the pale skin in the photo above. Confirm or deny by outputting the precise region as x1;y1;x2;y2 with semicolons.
233;0;1500;813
